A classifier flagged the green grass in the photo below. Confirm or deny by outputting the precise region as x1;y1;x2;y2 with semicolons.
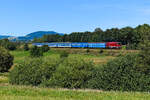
0;73;9;84
0;85;150;100
10;51;30;64
10;50;115;65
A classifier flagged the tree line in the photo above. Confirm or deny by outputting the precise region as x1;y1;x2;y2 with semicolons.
33;24;150;49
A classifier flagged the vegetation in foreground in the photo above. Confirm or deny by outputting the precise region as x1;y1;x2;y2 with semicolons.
0;85;150;100
0;73;150;100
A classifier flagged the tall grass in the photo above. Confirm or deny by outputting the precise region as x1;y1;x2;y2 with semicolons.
0;85;150;100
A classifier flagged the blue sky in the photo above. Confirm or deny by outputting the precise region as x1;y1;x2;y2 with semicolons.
0;0;150;36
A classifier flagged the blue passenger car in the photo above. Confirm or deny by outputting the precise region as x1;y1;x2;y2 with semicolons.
71;43;88;48
57;43;71;47
32;42;106;48
88;43;106;48
47;43;57;47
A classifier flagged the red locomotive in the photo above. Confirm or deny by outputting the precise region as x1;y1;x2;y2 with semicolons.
106;42;122;49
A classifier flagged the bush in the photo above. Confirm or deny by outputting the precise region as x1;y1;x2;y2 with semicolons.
60;51;69;58
41;45;49;52
0;46;14;72
86;49;90;53
86;54;150;92
24;43;29;51
9;57;58;86
30;46;43;57
6;42;17;50
99;49;104;54
126;43;139;50
0;39;17;50
43;57;94;89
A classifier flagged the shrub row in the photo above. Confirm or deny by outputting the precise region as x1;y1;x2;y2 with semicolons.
42;58;94;88
9;57;94;89
9;53;150;92
86;54;150;91
10;57;58;86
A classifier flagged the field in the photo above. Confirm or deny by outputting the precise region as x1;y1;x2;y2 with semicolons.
1;48;148;100
0;73;150;100
10;48;138;65
10;48;117;65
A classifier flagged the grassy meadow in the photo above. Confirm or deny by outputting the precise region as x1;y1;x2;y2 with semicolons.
1;48;148;100
10;48;117;65
0;73;150;100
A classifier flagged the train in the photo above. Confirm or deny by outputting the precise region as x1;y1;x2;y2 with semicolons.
32;42;122;49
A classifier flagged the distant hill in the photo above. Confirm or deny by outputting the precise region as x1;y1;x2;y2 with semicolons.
27;31;63;37
17;31;64;41
2;31;64;41
0;35;11;39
